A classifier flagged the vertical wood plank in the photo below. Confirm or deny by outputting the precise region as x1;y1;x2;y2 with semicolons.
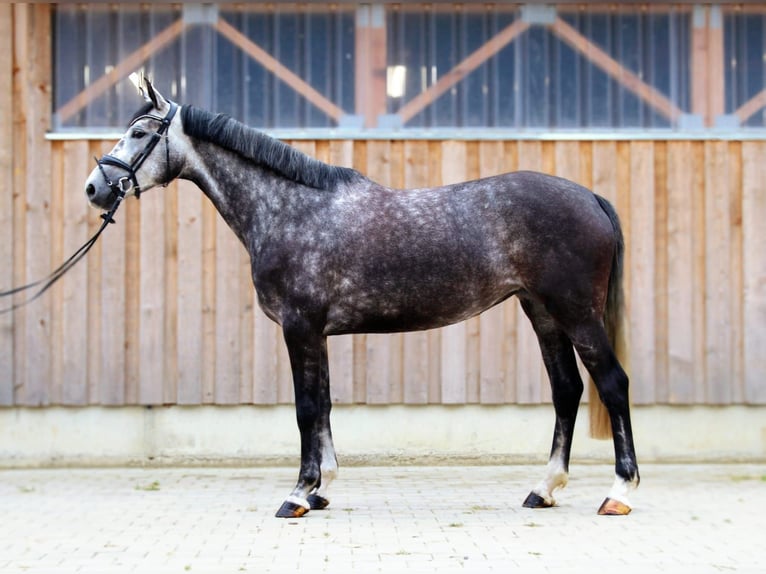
201;199;217;404
253;308;279;404
58;142;92;405
214;215;242;405
176;181;203;404
98;175;127;406
653;142;669;402
49;143;64;404
123;185;141;404
138;191;166;405
704;141;732;404
85;142;107;404
163;185;179;404
239;244;253;404
0;2;14;405
666;141;696;403
628;142;656;404
691;142;708;403
92;139;126;406
11;22;25;405
615;141;633;369
742;142;766;403
727;142;744;403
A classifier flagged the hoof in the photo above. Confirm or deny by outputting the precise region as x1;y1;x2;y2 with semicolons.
523;492;554;509
275;499;309;518
597;498;632;516
307;494;330;510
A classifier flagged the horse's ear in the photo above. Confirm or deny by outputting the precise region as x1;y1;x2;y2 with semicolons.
143;77;161;108
138;76;171;113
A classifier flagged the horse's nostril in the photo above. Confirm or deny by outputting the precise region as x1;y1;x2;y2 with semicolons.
86;183;96;198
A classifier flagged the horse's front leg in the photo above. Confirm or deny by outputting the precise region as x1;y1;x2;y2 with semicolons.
276;318;337;518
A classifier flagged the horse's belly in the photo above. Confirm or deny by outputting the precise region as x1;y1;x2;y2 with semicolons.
323;278;519;336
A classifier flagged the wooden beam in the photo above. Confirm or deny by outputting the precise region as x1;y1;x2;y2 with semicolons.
550;17;683;122
57;18;186;123
707;7;725;124
215;17;346;123
691;6;724;127
355;5;387;128
397;19;530;124
735;88;766;125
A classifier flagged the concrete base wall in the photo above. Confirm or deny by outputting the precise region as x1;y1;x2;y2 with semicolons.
1;404;764;468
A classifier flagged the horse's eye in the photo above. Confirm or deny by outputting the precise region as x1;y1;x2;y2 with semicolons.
131;129;146;139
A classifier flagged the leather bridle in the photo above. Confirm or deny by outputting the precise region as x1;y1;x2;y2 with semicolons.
95;100;178;201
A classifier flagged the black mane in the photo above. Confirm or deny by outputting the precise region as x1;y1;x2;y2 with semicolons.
180;105;361;190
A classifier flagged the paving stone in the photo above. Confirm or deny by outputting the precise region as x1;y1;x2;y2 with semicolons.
0;464;764;573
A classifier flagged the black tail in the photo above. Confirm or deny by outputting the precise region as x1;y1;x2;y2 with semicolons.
589;194;626;439
594;194;625;352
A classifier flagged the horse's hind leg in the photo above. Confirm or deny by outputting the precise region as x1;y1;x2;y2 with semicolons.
518;298;584;509
566;318;639;515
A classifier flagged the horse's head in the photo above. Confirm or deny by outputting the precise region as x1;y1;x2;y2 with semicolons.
84;77;183;210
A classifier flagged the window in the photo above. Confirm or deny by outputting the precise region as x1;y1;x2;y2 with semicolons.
725;10;766;128
385;5;690;130
52;3;766;135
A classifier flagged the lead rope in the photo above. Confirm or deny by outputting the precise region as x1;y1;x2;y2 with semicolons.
0;191;125;315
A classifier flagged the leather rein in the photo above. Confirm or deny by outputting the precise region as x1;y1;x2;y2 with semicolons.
0;102;178;314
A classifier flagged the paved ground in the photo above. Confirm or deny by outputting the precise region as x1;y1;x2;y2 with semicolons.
0;464;764;573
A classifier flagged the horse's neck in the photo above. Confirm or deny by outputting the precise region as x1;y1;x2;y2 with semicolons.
181;143;287;249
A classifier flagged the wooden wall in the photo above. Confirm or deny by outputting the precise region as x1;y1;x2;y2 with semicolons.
1;5;764;409
1;137;765;408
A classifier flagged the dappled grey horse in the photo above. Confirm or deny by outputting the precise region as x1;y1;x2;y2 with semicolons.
85;78;639;518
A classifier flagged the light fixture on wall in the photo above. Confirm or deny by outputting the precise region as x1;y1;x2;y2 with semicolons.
387;65;407;98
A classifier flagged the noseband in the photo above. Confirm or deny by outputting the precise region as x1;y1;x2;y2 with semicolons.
95;100;178;201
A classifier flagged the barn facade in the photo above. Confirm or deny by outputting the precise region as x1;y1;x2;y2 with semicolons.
1;3;765;465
